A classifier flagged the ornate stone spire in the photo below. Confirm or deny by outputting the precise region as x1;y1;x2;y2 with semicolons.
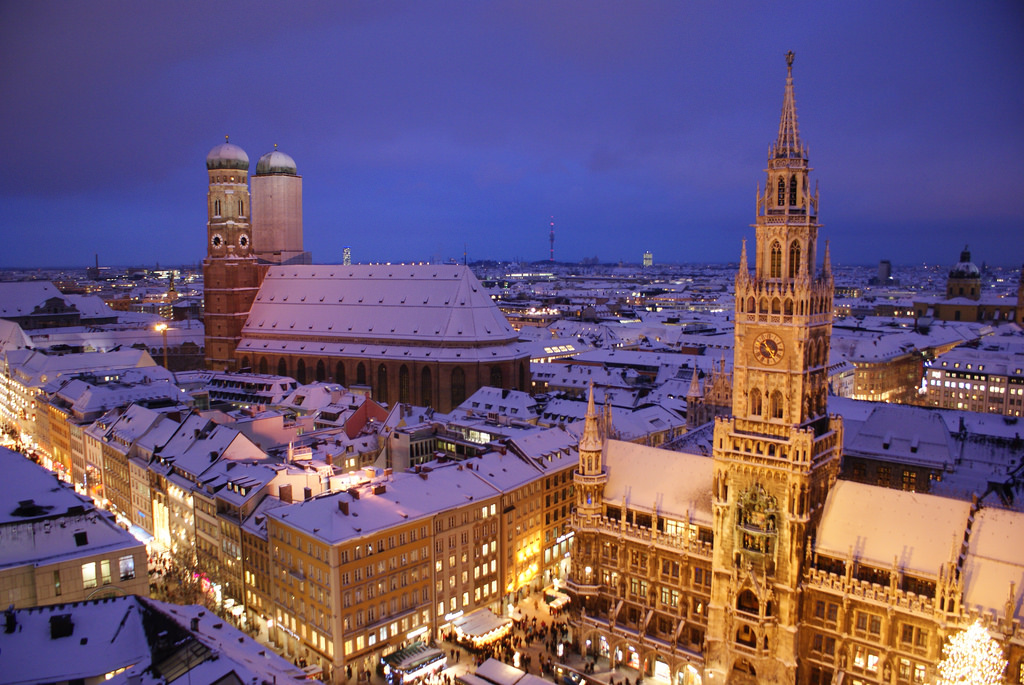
580;382;601;454
737;237;750;284
686;364;703;400
823;239;832;277
773;51;804;160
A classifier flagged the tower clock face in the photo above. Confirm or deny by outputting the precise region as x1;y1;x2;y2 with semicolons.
211;233;223;248
753;332;785;365
239;233;249;248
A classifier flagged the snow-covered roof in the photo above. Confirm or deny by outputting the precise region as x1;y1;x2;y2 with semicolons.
816;481;970;577
604;439;714;526
0;448;142;570
239;265;523;363
269;467;502;544
844;404;956;469
0;318;33;352
6;348;156;390
0;595;150;685
0;281;64;317
961;507;1024;620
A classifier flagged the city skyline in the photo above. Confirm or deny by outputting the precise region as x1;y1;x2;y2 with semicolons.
2;1;1023;269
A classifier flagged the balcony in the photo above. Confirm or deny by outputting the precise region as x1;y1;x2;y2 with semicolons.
564;577;600;597
573;513;714;559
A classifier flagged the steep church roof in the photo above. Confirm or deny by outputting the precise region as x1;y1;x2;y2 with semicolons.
239;264;524;363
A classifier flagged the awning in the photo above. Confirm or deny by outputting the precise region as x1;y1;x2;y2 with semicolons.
453;608;513;645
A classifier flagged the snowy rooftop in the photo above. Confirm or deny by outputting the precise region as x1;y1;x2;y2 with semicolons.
0;447;94;525
844;404;956;469
0;448;141;570
604;439;714;526
239;265;522;362
269;467;502;544
0;281;64;317
0;595;150;685
816;481;971;577
961;507;1024;620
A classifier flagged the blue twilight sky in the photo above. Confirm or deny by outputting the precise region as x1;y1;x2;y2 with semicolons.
1;1;1022;269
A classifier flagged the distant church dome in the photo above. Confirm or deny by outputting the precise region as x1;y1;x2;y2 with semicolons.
255;148;298;176
949;245;980;279
206;140;250;171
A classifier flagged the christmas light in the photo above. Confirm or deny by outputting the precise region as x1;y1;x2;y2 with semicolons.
935;620;1006;685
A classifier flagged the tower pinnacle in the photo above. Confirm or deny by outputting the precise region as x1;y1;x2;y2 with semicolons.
580;383;601;454
773;51;804;160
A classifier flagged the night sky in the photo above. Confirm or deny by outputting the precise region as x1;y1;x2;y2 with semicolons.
2;2;1022;269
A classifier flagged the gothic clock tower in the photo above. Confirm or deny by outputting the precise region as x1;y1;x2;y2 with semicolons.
203;138;263;371
705;53;843;684
568;384;606;598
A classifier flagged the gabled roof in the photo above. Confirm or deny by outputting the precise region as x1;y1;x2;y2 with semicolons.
0;281;64;317
816;481;970;577
844;404;955;469
603;439;713;526
962;507;1024;620
240;265;520;360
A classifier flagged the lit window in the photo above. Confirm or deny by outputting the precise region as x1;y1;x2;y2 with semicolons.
119;555;135;581
82;562;97;589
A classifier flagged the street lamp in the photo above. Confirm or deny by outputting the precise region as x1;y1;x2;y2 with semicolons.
154;323;169;369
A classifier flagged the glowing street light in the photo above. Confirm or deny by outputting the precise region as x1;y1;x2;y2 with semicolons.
154;323;169;369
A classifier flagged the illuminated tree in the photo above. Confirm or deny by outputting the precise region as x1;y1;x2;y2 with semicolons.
935;620;1006;685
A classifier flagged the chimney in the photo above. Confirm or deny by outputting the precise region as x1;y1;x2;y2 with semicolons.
190;617;200;631
303;486;312;501
279;484;292;503
338;500;350;515
325;454;333;467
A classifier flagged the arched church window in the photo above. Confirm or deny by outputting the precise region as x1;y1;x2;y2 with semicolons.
399;365;410;404
771;298;781;315
750;389;763;417
770;390;784;419
770;242;782;278
377;364;388;404
789;174;798;206
747;296;755;313
490;366;502;388
336;361;346;387
518;362;526;392
784;299;793;316
315;359;325;382
239;200;244;216
356;362;366;386
777;177;785;206
451;367;466;408
421;367;432;407
214;200;221;217
296;359;306;384
258;357;268;375
789;240;801;278
277;358;287;377
759;298;768;314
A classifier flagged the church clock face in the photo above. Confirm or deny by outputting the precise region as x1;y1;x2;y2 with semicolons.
753;332;784;365
238;233;249;248
211;233;223;248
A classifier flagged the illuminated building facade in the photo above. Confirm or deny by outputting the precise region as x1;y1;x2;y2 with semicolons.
564;54;1024;685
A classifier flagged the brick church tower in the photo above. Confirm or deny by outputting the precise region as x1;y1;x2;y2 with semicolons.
203;139;263;371
705;53;843;683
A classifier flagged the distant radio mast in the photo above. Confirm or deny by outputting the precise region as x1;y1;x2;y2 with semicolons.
549;216;555;262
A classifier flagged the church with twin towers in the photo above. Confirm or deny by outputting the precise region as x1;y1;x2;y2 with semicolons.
202;142;530;413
